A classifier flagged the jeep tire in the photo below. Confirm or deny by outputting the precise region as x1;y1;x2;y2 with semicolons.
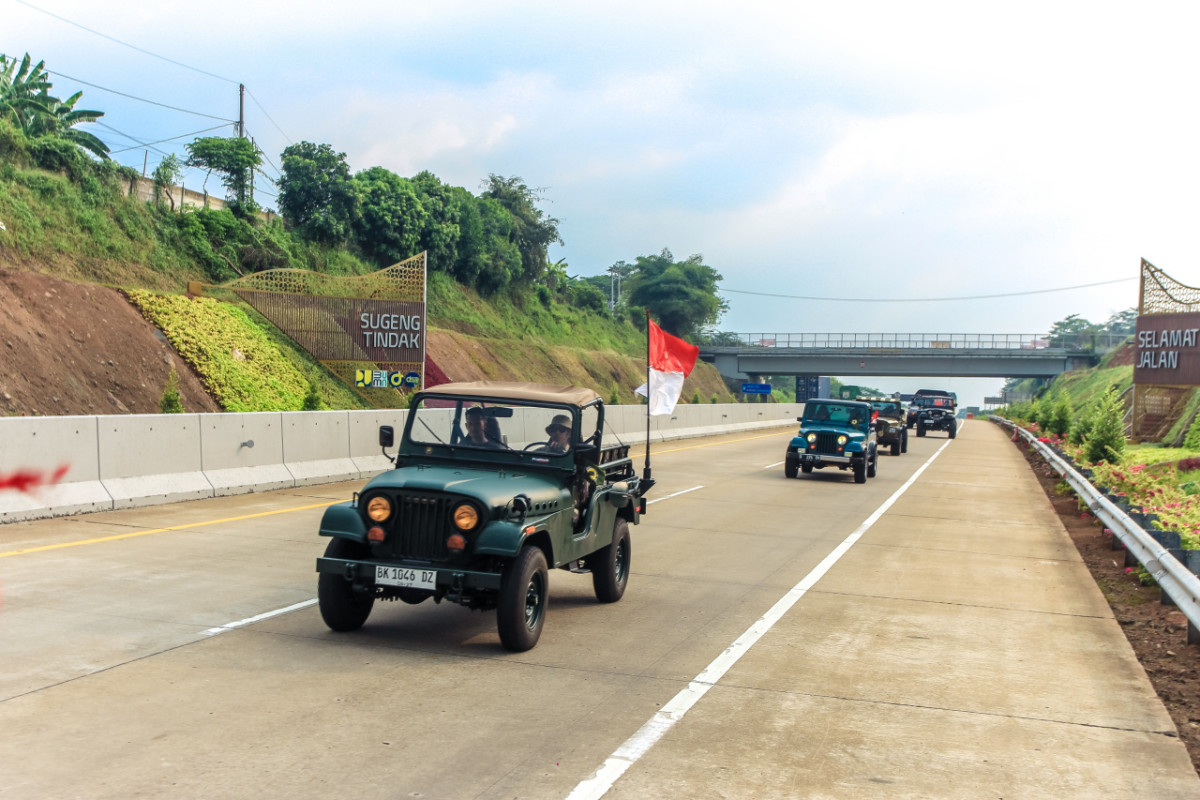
318;537;376;632
785;460;798;479
949;423;957;439
916;421;926;437
592;519;630;603
891;440;901;456
854;458;866;484
901;431;908;453
867;449;877;478
498;546;549;652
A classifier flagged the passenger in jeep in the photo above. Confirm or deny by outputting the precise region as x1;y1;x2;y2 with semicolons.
464;407;505;448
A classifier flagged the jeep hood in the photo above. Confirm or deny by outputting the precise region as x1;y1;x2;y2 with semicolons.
363;463;566;508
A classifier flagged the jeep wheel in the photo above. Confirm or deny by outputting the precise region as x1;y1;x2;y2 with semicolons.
867;450;877;478
498;546;549;652
318;538;375;632
592;519;631;603
801;463;813;474
785;460;798;479
853;459;866;484
916;422;926;437
891;440;900;456
901;431;908;453
949;423;957;440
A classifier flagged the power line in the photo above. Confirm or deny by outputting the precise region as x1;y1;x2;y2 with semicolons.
720;277;1137;303
107;123;237;155
15;0;239;85
246;88;292;146
95;121;173;158
46;70;234;122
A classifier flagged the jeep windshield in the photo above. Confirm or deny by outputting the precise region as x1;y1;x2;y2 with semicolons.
802;403;870;428
406;396;592;459
870;401;902;417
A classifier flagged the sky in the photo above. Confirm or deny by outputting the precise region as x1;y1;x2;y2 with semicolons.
7;0;1200;406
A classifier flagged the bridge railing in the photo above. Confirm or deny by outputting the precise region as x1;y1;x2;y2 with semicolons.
703;332;1130;351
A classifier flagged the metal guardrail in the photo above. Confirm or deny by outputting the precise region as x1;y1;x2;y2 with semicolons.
706;333;1130;351
993;416;1200;644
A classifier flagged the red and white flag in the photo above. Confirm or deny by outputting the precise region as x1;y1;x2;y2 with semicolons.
635;320;699;415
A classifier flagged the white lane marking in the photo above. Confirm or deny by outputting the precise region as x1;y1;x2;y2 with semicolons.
763;461;784;469
200;599;318;636
567;438;956;800
646;486;703;505
197;487;707;638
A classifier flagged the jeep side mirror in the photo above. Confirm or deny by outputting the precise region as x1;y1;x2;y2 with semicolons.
379;425;394;448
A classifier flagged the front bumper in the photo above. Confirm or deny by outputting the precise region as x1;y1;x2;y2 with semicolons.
316;557;502;592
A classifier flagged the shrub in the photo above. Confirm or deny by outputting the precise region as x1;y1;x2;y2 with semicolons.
1048;392;1072;437
691;390;701;405
159;368;184;413
1069;401;1095;445
1184;411;1200;451
1084;386;1126;464
301;381;323;410
610;383;621;405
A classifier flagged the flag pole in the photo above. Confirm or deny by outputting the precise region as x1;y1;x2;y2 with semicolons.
644;308;652;486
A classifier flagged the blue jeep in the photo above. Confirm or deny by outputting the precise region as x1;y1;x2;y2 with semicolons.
784;399;878;484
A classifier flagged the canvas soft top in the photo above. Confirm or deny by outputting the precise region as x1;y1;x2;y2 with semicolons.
419;381;602;407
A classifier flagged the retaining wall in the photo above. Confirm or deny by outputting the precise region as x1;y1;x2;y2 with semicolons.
0;402;798;524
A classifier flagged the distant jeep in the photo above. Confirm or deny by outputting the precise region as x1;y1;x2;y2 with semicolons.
913;389;957;439
784;399;878;484
315;381;645;651
861;397;908;456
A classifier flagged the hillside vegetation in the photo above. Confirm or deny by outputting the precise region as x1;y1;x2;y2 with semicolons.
0;124;736;412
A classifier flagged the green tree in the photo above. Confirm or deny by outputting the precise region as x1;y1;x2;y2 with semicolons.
1047;313;1099;351
1102;308;1138;337
481;174;561;283
625;249;727;339
351;167;428;266
411;170;462;274
152;154;182;209
277;141;358;244
473;195;521;295
185;136;263;208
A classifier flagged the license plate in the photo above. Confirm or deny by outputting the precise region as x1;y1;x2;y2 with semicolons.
375;565;437;590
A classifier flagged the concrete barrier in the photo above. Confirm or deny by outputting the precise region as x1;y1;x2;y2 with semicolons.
200;412;292;495
282;411;358;486
97;414;212;509
0;402;799;524
0;415;112;522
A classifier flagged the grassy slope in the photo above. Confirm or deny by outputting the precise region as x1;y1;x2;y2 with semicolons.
0;163;737;410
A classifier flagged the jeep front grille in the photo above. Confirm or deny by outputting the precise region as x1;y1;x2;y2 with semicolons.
813;432;841;454
378;492;454;561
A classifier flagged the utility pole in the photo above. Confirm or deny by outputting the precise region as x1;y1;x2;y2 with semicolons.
238;84;245;138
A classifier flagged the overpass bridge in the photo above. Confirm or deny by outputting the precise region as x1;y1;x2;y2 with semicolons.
699;332;1124;382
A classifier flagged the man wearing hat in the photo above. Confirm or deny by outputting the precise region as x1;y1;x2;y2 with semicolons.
545;414;572;454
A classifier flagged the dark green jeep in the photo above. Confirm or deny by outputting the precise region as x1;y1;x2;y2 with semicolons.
861;397;908;456
784;399;878;484
315;381;645;651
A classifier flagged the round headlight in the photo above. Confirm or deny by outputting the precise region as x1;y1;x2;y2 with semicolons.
806;433;817;443
366;495;392;522
452;503;479;531
837;435;848;445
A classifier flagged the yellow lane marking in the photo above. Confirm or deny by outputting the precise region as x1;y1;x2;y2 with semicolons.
1;431;789;559
0;500;341;559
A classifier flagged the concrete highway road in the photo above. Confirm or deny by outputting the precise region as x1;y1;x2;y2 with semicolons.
1;421;1197;799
